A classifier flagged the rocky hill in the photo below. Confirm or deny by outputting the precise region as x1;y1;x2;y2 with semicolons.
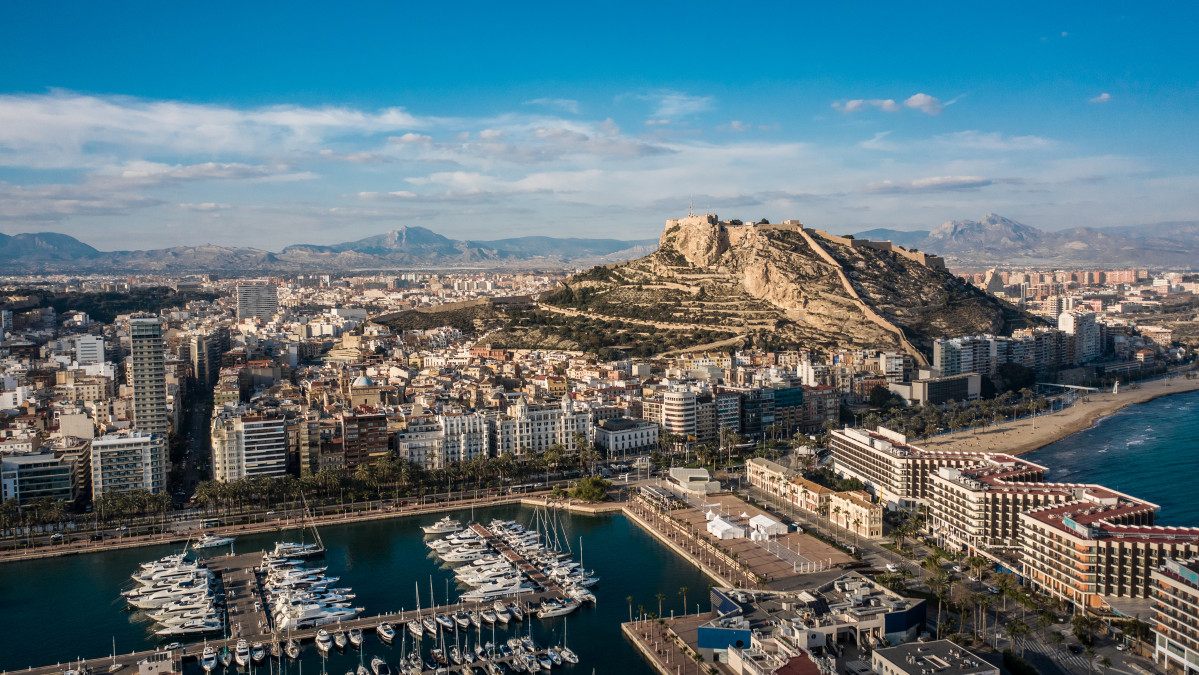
478;215;1039;360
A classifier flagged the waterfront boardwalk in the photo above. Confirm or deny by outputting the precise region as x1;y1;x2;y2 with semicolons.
622;614;724;675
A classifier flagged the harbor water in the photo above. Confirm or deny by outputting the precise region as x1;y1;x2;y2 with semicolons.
0;505;711;673
1022;388;1199;525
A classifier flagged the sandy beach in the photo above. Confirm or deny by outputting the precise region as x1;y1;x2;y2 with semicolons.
917;370;1199;456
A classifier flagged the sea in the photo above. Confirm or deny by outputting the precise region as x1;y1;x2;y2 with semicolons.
1022;388;1199;525
0;504;711;673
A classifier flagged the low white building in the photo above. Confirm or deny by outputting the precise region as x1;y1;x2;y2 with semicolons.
668;467;721;495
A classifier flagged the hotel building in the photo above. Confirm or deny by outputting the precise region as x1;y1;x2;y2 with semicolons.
1020;490;1199;610
1153;558;1199;674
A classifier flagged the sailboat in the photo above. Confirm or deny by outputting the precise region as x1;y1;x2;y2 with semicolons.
558;617;579;664
108;638;125;673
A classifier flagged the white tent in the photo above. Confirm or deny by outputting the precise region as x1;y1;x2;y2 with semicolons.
707;516;746;540
748;514;788;537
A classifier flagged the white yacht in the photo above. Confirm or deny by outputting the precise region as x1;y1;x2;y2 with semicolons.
200;645;218;672
315;629;333;654
234;640;250;667
421;516;463;534
192;534;236;549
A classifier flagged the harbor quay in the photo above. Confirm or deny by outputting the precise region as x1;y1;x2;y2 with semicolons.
0;490;566;565
623;487;852;592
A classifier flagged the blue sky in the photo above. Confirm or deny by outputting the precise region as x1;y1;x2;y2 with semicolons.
1;2;1197;250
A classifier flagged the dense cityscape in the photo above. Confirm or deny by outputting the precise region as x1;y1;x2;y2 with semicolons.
4;4;1199;675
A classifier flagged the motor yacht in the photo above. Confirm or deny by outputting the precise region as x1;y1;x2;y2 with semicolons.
315;629;333;654
200;646;218;672
192;534;235;549
377;621;396;643
234;640;250;667
420;517;463;535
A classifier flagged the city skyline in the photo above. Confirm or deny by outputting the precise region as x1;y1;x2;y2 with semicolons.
1;2;1197;249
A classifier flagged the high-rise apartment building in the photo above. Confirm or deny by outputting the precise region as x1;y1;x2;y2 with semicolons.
1058;311;1101;364
236;284;279;320
91;431;167;500
128;317;168;436
211;413;288;481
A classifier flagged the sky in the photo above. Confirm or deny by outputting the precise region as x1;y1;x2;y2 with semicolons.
1;2;1197;250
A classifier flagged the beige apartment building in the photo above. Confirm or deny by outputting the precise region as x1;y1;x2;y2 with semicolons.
746;457;883;540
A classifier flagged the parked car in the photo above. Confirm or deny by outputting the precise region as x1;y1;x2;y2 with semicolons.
886;563;899;572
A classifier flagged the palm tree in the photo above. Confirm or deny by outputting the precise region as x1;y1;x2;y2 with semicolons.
679;586;689;614
975;594;992;642
1049;631;1064;654
1099;656;1112;675
1037;611;1055;641
656;593;666;618
627;596;634;623
852;517;861;550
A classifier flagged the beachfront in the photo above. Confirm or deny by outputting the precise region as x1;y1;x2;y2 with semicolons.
918;371;1199;456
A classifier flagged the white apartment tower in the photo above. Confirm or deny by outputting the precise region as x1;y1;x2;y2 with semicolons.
75;334;105;366
236;284;279;320
128;317;168;436
211;413;288;482
91;431;167;500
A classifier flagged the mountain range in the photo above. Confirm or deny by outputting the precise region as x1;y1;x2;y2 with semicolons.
0;227;659;273
855;213;1199;268
4;212;1199;273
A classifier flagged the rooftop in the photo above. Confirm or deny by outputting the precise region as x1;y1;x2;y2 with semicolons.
873;640;997;675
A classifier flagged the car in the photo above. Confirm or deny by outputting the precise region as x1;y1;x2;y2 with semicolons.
952;565;962;572
116;525;128;531
969;575;979;582
266;510;276;515
885;564;899;572
163;642;181;651
986;585;999;594
1068;645;1083;655
1116;644;1126;652
50;533;63;541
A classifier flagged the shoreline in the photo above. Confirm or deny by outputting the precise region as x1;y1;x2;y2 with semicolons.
918;371;1199;456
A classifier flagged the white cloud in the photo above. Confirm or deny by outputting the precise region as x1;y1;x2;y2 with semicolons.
645;119;670;126
388;133;434;145
524;98;580;114
863;176;996;194
933;131;1052;151
833;99;899;113
642;91;713;118
0;92;427;169
178;202;232;211
478;129;505;140
860;131;897;151
1089;93;1111;104
903;93;944;115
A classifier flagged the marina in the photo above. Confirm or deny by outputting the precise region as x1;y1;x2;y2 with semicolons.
1;504;708;675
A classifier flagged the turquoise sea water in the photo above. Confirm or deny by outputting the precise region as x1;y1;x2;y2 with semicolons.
1021;389;1199;525
0;505;711;673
